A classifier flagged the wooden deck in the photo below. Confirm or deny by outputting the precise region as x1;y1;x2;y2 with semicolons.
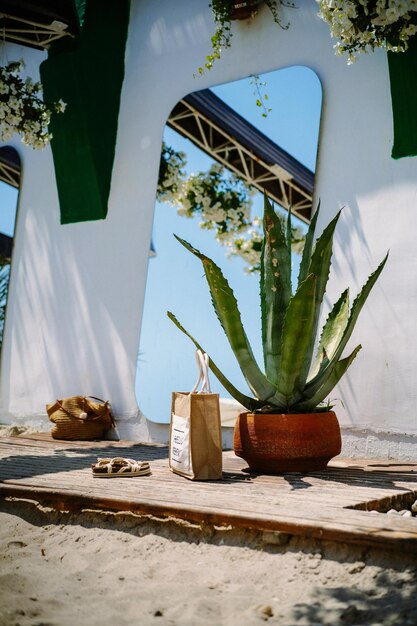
1;433;417;552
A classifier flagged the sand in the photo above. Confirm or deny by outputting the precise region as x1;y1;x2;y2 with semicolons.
1;497;417;626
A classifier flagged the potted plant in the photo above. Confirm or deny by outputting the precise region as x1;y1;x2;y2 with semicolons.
168;194;388;473
199;0;292;74
229;0;268;21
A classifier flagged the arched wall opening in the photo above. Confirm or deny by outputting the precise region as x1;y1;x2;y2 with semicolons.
135;66;322;425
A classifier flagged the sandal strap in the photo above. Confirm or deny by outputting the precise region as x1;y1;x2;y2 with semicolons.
93;457;149;474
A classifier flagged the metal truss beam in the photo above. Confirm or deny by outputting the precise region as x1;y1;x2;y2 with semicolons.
0;160;20;189
167;91;314;223
0;12;73;48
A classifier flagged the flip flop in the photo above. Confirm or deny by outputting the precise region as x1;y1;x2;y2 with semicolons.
91;457;151;478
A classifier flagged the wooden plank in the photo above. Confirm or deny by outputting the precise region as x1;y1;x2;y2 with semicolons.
1;434;417;553
0;459;412;510
1;443;415;499
0;452;415;513
2;482;417;553
0;463;415;514
0;462;408;505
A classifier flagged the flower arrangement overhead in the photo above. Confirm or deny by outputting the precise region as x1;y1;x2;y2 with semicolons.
0;60;65;149
197;0;295;116
199;0;292;74
168;193;388;473
157;142;305;273
317;1;417;159
317;0;417;64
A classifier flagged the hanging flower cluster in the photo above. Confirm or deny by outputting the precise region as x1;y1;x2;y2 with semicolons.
198;0;292;76
0;60;65;149
175;163;255;241
157;142;187;203
229;219;305;273
157;145;257;270
225;218;264;272
317;0;417;63
157;143;305;273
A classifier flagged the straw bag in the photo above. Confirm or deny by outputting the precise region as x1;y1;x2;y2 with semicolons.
46;396;115;440
169;350;222;480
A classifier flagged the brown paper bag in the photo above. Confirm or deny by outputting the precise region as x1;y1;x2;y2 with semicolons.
169;351;222;480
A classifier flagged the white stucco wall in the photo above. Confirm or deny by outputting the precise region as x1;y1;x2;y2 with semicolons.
1;0;417;457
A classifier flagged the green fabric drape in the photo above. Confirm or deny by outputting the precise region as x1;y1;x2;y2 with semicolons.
74;0;87;26
40;0;130;224
388;36;417;159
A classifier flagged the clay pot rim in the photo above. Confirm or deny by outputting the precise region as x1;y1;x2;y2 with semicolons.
239;410;337;418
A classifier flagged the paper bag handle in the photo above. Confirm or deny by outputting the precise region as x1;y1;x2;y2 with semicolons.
191;350;212;394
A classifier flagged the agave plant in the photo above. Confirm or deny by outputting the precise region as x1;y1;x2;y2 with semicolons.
168;194;387;414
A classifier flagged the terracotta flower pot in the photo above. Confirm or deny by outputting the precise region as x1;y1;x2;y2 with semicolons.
234;411;342;473
230;0;264;20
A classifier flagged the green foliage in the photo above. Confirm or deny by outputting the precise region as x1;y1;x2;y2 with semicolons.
201;0;232;74
168;193;388;414
250;75;272;118
0;60;65;149
197;1;292;76
157;143;305;273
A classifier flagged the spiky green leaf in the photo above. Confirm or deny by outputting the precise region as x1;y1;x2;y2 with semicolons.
297;210;342;390
260;195;292;385
308;289;350;381
167;311;264;411
297;201;320;287
277;273;317;403
293;344;362;412
304;252;388;400
174;235;281;402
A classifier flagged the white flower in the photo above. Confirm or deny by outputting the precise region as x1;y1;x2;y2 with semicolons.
55;99;67;113
0;60;65;149
317;0;417;61
1;126;14;140
406;24;417;36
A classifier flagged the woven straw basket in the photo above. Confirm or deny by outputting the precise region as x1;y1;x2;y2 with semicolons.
46;396;114;440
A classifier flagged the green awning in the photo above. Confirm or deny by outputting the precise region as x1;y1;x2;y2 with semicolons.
40;0;130;224
388;36;417;159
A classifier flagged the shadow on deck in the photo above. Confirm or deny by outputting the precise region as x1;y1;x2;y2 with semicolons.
1;433;417;553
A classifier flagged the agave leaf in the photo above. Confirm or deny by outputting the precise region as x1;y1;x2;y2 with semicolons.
292;344;362;412
260;195;292;385
297;200;320;287
167;312;264;411
304;252;389;400
308;288;350;381
285;205;292;263
277;273;317;403
296;210;342;391
174;235;281;402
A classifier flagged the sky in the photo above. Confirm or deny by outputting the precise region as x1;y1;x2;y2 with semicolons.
136;66;322;423
0;66;322;424
0;181;18;237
